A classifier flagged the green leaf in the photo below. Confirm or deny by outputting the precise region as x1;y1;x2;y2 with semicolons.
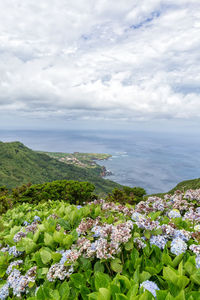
139;290;154;300
44;232;54;247
70;273;86;289
115;274;131;291
163;266;179;283
94;261;105;273
156;290;168;300
184;261;196;276
59;281;70;299
50;290;60;300
174;290;185;300
40;249;52;264
172;254;184;268
115;294;128;300
125;240;133;251
98;288;111;300
126;283;139;298
191;270;200;285
95;272;111;290
58;219;71;230
139;271;151;283
176;275;189;289
111;258;123;273
161;252;172;266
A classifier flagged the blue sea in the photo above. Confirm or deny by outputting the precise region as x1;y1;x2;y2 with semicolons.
0;129;200;194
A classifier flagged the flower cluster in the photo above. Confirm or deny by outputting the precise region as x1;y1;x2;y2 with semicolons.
133;237;146;249
6;260;23;275
140;280;160;297
170;238;187;255
0;284;9;300
168;209;181;219
1;266;37;298
0;245;23;257
76;220;133;260
184;189;200;201
189;244;200;256
150;235;167;249
47;264;74;282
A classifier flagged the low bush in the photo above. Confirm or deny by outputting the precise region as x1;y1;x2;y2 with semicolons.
106;186;146;204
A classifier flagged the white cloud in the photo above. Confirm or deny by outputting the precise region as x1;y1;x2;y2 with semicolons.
0;0;200;124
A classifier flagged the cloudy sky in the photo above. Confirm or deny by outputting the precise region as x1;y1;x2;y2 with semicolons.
0;0;200;131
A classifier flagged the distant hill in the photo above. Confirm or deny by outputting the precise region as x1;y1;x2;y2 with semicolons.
168;178;200;193
0;141;121;193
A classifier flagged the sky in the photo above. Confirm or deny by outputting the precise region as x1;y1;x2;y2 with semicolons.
0;0;200;131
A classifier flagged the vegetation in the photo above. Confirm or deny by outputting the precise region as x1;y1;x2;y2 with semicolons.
11;180;96;206
106;186;146;204
169;178;200;194
0;141;121;194
0;188;200;299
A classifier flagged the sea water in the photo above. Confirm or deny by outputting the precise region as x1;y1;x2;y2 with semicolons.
0;129;200;194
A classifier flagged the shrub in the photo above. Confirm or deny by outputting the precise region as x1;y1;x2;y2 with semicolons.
11;180;96;205
106;186;146;204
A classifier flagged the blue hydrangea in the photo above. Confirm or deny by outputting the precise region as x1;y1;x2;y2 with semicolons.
168;209;181;218
23;221;30;226
76;205;82;209
91;226;101;238
140;280;159;298
196;256;200;269
150;235;167;249
171;238;187;255
173;229;190;242
131;212;144;222
0;283;9;300
60;250;72;265
33;216;41;222
6;246;23;257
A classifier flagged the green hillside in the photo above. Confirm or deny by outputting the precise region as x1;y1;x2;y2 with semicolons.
0;141;121;193
168;177;200;193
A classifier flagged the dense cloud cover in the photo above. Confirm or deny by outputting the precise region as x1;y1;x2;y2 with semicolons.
0;0;200;124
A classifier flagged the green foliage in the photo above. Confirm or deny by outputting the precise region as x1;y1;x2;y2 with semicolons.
106;186;146;204
12;180;96;205
0;195;199;300
169;178;200;193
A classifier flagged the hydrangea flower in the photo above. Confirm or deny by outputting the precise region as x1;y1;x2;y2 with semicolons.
168;209;181;218
196;256;200;269
1;245;23;257
33;216;41;222
6;260;23;275
0;283;9;300
47;264;74;282
194;225;200;232
23;221;30;226
140;280;160;298
173;229;191;242
150;235;167;249
189;244;200;255
171;238;187;255
131;212;144;222
76;205;82;209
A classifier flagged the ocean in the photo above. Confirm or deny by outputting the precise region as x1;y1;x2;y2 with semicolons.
0;129;200;194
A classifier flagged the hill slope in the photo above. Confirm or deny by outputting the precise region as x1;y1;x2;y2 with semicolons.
168;177;200;193
0;141;121;193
